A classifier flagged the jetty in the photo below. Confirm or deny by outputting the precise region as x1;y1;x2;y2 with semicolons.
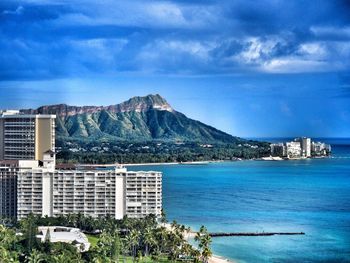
209;232;305;237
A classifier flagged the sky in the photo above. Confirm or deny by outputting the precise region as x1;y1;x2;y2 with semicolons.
0;0;350;138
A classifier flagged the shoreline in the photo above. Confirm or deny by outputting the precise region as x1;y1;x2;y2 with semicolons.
162;223;236;263
123;155;330;166
209;255;236;263
124;160;225;166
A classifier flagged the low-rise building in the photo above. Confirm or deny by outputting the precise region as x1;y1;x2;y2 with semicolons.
36;226;90;252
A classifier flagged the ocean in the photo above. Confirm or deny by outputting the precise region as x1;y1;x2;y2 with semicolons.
130;138;350;262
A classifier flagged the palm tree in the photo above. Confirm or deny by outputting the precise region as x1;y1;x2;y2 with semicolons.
111;232;121;263
20;214;39;252
201;246;213;263
160;209;167;224
156;226;168;254
27;249;45;263
171;220;179;231
143;227;155;256
0;246;19;263
194;226;212;263
126;229;140;263
52;253;67;263
190;248;201;263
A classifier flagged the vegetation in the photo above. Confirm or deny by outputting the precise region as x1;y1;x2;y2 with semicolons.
0;212;211;263
56;139;270;164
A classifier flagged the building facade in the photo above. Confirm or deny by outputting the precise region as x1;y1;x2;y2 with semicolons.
0;111;56;161
270;137;331;159
1;154;162;220
286;141;302;158
0;110;163;221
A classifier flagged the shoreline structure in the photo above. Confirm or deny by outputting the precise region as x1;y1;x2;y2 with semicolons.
162;223;236;263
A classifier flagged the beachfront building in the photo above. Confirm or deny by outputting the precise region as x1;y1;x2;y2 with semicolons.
0;110;162;221
294;137;311;157
312;141;331;156
36;226;90;252
270;143;286;157
0;110;55;161
0;153;162;220
270;137;331;159
285;141;302;159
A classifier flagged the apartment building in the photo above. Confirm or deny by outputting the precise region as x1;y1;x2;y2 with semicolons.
124;171;162;219
286;141;302;159
1;152;162;220
270;137;331;159
0;110;55;161
0;160;39;218
0;110;162;220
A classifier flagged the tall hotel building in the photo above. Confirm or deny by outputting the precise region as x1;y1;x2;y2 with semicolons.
0;110;55;161
0;111;162;220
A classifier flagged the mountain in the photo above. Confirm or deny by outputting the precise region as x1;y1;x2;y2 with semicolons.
21;94;242;144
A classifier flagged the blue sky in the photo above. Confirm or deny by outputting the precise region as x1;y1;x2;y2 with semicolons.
0;0;350;137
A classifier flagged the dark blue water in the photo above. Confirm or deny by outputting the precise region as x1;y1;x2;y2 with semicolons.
130;138;350;262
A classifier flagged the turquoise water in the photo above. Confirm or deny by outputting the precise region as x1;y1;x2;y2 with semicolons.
130;139;350;262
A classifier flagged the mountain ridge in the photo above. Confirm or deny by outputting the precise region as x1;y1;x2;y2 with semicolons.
21;94;242;143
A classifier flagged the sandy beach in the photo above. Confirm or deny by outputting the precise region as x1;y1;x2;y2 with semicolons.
209;255;236;263
122;160;229;166
123;160;217;166
162;223;236;263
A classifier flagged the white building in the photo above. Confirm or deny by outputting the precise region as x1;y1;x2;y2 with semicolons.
1;153;162;220
286;141;302;159
0;111;162;221
270;143;286;157
312;141;331;156
36;226;90;252
297;137;311;157
270;137;331;159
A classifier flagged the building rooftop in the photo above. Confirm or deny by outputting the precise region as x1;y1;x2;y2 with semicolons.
36;226;90;252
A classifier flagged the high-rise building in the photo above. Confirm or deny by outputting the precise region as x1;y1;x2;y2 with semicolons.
0;159;39;218
270;143;287;157
0;153;162;220
0;110;162;220
286;141;302;158
0;111;56;161
297;137;311;157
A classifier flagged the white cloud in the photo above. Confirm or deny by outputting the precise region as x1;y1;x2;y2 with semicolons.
3;5;24;15
53;1;219;29
261;58;332;73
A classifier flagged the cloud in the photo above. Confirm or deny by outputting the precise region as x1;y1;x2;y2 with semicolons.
0;0;350;80
2;5;24;15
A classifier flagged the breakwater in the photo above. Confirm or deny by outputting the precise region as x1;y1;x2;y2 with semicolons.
209;232;305;237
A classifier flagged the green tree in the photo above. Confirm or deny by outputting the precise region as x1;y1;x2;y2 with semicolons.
143;227;155;256
20;214;39;252
126;229;139;263
195;226;212;263
27;249;45;263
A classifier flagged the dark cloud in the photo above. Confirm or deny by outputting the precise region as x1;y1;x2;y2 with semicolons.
0;0;349;80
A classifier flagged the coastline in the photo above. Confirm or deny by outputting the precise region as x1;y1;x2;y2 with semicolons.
124;160;225;166
123;155;329;167
162;223;236;263
209;255;236;263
